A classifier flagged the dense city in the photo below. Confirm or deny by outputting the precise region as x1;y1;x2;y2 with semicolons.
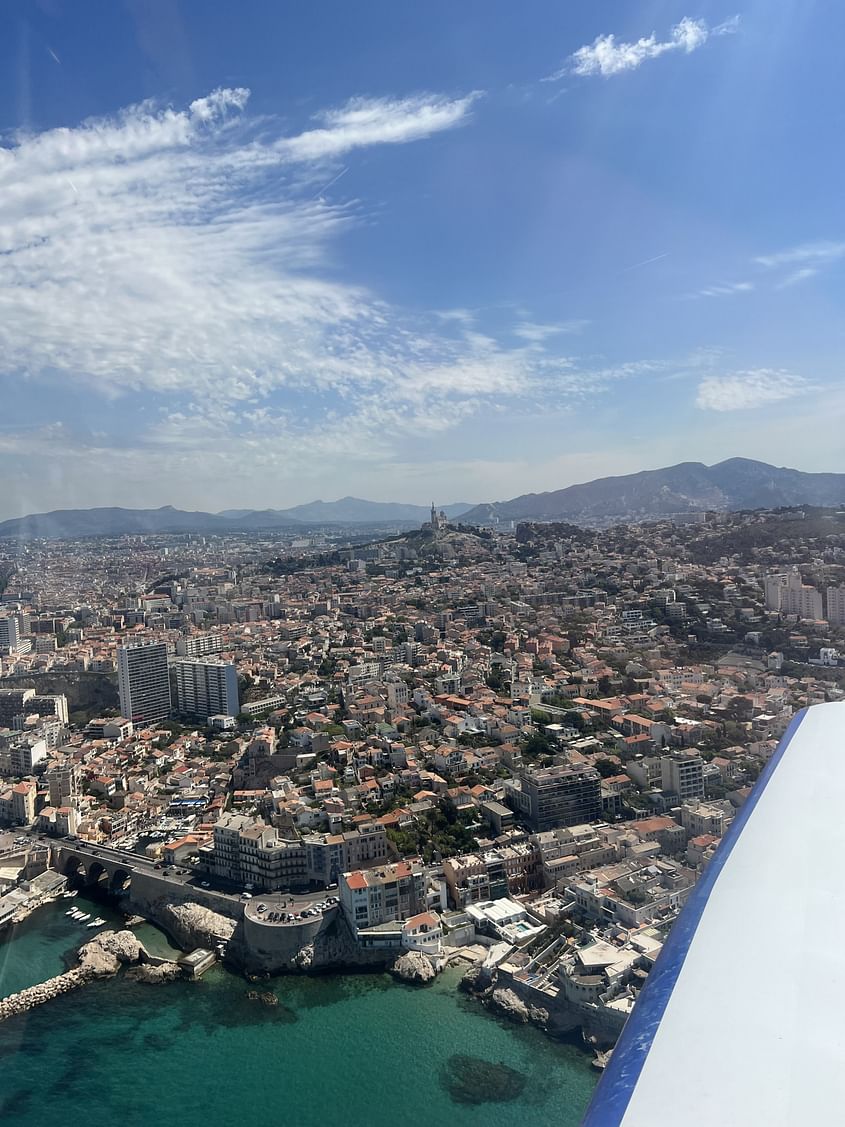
1;504;844;1050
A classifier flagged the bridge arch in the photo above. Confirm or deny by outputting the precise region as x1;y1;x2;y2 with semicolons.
109;868;131;894
61;853;83;880
86;860;106;887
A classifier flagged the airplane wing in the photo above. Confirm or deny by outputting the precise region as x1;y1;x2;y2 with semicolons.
583;702;843;1126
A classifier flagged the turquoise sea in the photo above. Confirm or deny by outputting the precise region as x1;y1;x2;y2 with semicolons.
0;897;596;1127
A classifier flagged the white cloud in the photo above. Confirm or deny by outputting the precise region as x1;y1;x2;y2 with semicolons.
754;241;845;269
695;369;815;412
0;88;477;404
279;93;481;161
513;320;589;344
777;267;818;289
690;280;754;299
552;16;738;80
0;86;658;518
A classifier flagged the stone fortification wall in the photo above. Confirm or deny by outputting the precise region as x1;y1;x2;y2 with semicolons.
129;871;242;925
467;963;627;1048
229;908;389;975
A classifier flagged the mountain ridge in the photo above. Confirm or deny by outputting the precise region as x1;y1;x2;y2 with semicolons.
459;458;845;526
0;498;474;539
4;458;843;538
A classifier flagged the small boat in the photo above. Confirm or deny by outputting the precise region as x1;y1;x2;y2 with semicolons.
65;909;75;916
87;917;106;928
76;912;91;922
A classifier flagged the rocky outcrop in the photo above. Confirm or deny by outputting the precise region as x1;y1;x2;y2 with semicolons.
0;929;147;1023
390;951;437;984
460;964;493;994
246;990;278;1006
291;944;313;970
311;915;393;970
489;987;531;1023
125;962;182;984
157;903;236;950
78;929;144;976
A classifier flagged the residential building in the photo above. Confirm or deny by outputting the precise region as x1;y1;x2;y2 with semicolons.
10;780;36;824
172;658;240;719
509;764;602;831
0;736;48;777
175;632;227;658
26;695;69;726
0;688;35;727
340;861;426;933
678;802;730;838
764;571;823;620
117;641;171;725
0;616;25;655
827;585;845;628
660;752;705;801
47;762;82;807
204;812;308;891
304;823;389;887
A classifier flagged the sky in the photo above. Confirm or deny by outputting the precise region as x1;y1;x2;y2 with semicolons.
1;0;843;520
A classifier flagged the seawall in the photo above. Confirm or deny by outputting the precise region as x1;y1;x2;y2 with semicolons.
0;967;91;1022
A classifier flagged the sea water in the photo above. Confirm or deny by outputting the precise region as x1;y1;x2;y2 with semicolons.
0;901;596;1127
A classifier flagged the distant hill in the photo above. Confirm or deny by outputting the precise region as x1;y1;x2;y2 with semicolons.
281;497;473;524
459;459;845;526
0;505;301;540
0;498;476;539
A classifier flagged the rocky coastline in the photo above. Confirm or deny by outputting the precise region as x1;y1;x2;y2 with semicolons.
0;929;150;1022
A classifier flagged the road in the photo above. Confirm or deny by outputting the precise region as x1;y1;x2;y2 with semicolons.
45;834;332;910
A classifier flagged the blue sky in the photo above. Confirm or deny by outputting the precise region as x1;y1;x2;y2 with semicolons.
1;0;843;519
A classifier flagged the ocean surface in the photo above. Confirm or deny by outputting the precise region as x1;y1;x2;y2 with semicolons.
0;895;596;1127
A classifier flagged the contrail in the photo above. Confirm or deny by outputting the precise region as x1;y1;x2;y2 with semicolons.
47;47;61;64
310;166;348;200
620;252;669;273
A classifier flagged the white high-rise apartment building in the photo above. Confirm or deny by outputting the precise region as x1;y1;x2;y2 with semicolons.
764;570;823;621
172;658;239;719
117;641;172;725
827;586;845;628
0;616;23;655
175;633;227;658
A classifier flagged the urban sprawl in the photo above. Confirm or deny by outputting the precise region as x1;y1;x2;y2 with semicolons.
1;504;844;1045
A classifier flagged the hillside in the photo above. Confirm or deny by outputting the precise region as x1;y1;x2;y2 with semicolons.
0;498;476;540
460;459;845;526
0;505;300;540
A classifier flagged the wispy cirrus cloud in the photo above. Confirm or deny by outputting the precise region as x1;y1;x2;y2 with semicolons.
278;93;481;161
548;16;739;81
777;267;818;289
754;240;845;270
0;86;650;517
754;239;845;290
688;280;754;299
0;87;480;405
695;369;815;412
512;319;590;344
